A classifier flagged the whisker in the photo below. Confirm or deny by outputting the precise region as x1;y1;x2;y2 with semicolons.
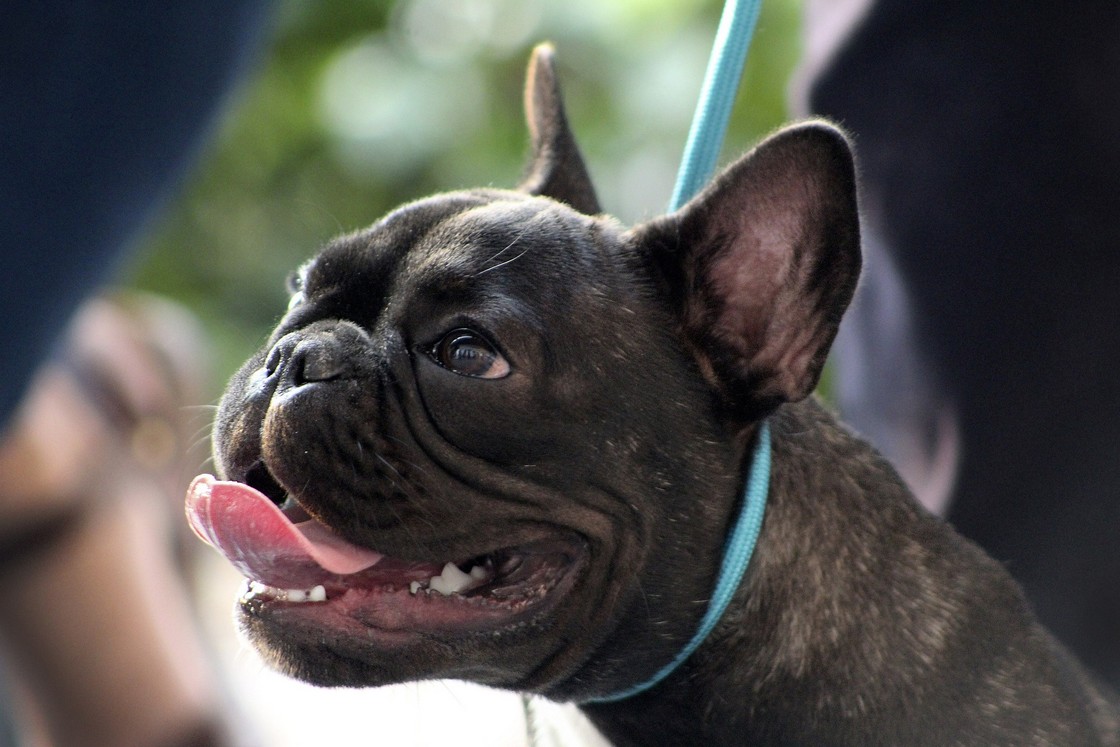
474;224;532;277
383;436;435;478
374;453;437;528
475;244;531;277
481;225;530;266
189;421;214;443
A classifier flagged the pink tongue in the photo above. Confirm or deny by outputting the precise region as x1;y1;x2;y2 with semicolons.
185;474;383;589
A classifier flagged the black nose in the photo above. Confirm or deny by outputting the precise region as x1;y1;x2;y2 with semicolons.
264;333;346;388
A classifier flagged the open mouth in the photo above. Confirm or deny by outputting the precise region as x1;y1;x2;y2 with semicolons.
186;471;583;633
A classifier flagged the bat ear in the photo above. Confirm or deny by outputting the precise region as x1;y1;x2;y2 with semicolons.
518;44;601;215
632;121;862;418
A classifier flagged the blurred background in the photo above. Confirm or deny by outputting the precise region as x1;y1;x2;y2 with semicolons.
118;1;804;745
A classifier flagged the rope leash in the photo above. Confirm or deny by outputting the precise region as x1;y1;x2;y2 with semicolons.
669;0;764;212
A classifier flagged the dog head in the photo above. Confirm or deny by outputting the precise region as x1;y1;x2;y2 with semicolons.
189;44;860;700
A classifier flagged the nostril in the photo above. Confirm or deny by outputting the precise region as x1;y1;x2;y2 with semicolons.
261;332;347;388
292;338;344;385
264;343;285;377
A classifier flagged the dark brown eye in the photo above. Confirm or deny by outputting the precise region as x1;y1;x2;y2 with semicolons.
432;329;510;379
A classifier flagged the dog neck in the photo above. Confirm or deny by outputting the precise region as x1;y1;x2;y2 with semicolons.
581;398;1040;745
585;421;772;705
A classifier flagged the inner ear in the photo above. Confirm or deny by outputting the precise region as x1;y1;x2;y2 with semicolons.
517;43;601;215
634;121;861;418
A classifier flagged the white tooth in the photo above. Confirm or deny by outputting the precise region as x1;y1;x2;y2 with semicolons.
409;581;423;595
429;562;474;595
246;581;329;602
469;565;489;581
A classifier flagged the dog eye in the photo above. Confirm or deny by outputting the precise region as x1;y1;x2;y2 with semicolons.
432;330;510;379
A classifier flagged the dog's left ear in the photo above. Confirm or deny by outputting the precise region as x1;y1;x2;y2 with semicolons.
633;121;861;418
518;44;601;215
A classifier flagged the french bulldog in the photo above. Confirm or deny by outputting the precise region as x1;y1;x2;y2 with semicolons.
187;45;1119;745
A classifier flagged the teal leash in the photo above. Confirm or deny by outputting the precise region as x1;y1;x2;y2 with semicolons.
669;0;764;212
584;0;770;705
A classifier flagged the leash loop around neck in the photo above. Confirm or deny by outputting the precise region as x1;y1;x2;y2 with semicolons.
583;421;771;703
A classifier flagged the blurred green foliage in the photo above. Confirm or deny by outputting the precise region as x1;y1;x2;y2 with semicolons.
127;0;804;397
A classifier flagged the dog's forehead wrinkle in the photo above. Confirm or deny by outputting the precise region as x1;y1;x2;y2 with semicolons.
480;203;624;275
311;188;514;283
418;199;602;273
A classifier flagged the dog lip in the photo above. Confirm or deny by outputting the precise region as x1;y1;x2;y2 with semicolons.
239;536;587;636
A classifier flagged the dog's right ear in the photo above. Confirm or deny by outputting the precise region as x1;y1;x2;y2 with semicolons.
518;44;601;215
632;122;861;420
